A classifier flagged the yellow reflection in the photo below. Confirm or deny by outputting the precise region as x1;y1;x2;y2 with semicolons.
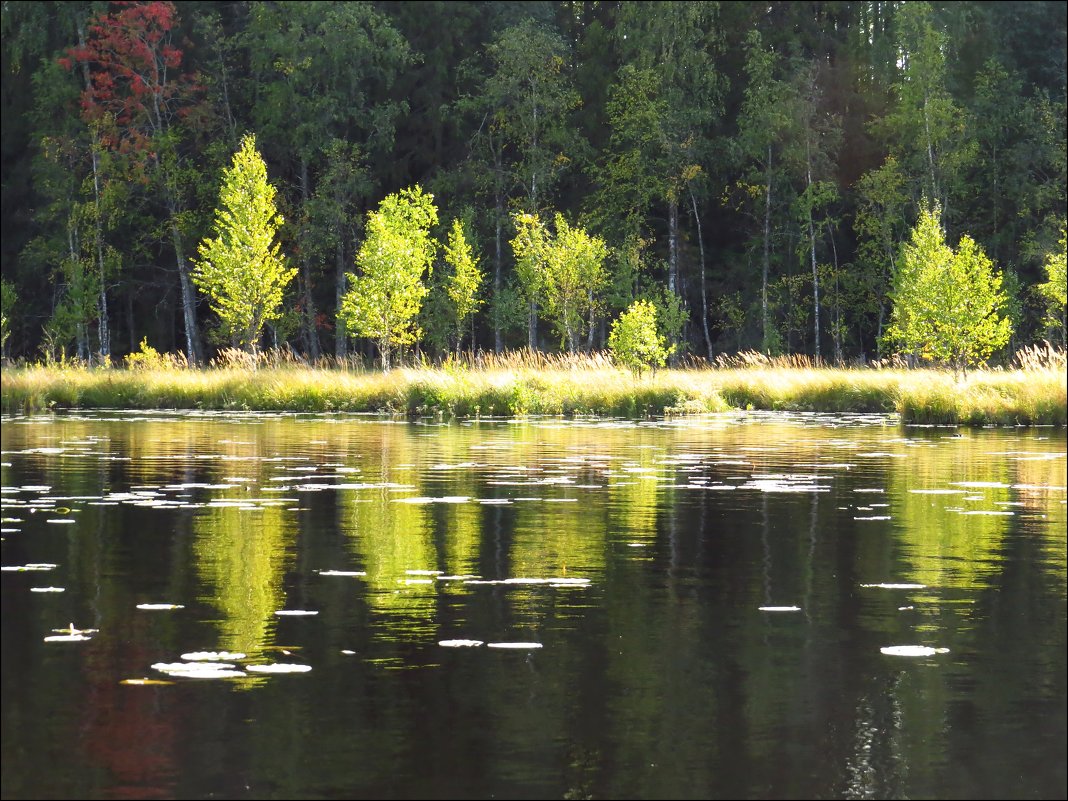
887;438;1011;605
1013;453;1068;584
192;505;291;656
340;488;437;640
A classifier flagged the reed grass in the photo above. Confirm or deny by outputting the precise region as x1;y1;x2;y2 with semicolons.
2;349;1064;425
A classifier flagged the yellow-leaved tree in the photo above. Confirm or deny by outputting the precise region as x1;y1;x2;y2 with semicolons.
194;134;294;354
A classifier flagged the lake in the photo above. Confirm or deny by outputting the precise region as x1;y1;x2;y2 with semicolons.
1;411;1065;799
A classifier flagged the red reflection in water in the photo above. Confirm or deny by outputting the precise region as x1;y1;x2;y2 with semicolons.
80;616;181;799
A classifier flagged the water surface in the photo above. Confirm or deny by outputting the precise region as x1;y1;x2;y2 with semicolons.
2;411;1065;799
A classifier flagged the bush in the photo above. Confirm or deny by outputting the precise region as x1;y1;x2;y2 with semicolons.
607;300;674;377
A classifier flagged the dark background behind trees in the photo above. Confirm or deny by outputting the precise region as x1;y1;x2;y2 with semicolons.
2;0;1065;364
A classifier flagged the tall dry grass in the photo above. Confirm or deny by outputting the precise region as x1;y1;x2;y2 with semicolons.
1;346;1064;425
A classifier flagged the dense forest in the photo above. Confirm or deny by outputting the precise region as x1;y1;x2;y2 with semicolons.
1;0;1065;366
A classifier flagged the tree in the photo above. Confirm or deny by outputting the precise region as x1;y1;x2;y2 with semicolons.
1038;223;1067;342
510;211;550;349
194;134;293;354
855;157;910;356
885;201;1012;375
443;218;483;357
608;299;674;377
244;1;411;360
64;0;209;364
511;211;608;352
542;214;608;352
340;185;438;370
732;30;794;353
875;1;974;218
0;278;14;356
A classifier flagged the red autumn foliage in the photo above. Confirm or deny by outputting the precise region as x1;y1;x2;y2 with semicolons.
61;1;203;160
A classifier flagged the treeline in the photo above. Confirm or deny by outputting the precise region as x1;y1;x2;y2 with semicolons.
1;0;1065;365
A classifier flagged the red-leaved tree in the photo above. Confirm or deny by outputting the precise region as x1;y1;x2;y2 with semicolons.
63;1;208;363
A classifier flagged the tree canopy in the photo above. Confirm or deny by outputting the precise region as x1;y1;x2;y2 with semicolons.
194;133;293;353
885;201;1012;374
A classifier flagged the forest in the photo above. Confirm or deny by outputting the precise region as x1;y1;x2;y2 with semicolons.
1;0;1065;367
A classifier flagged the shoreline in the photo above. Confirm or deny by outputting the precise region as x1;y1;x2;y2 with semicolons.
2;365;1064;426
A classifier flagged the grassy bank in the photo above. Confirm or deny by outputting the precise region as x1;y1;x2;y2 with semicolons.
2;359;1065;425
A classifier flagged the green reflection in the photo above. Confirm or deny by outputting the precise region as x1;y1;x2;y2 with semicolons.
887;438;1012;593
192;504;291;655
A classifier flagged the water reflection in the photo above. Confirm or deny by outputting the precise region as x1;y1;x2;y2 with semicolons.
1;411;1064;800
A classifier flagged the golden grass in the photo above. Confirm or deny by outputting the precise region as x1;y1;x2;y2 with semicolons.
1;350;1064;425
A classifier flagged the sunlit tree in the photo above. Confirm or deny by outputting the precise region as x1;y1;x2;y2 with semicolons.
340;185;438;370
608;299;673;377
194;134;293;354
885;201;1011;375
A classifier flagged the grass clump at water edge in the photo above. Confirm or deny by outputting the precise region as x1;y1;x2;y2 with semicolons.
1;350;1064;425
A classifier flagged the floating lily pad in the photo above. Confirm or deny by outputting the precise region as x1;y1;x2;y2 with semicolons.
2;563;57;572
246;663;312;674
120;678;174;686
51;624;98;635
153;662;245;678
180;651;246;661
880;645;949;657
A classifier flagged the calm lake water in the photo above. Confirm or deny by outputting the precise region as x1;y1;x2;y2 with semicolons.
1;411;1065;800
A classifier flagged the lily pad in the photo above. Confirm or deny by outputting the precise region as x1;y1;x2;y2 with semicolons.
120;678;174;686
2;563;57;572
180;651;246;661
153;663;246;678
880;645;950;657
246;663;312;673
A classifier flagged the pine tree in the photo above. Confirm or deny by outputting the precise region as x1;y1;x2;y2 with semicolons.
194;134;294;354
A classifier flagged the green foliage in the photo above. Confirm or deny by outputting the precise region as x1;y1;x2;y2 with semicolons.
341;185;438;369
194;134;294;353
608;300;674;377
1038;224;1067;339
124;337;186;371
443;219;484;352
511;212;608;351
1;279;16;354
885;201;1012;374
